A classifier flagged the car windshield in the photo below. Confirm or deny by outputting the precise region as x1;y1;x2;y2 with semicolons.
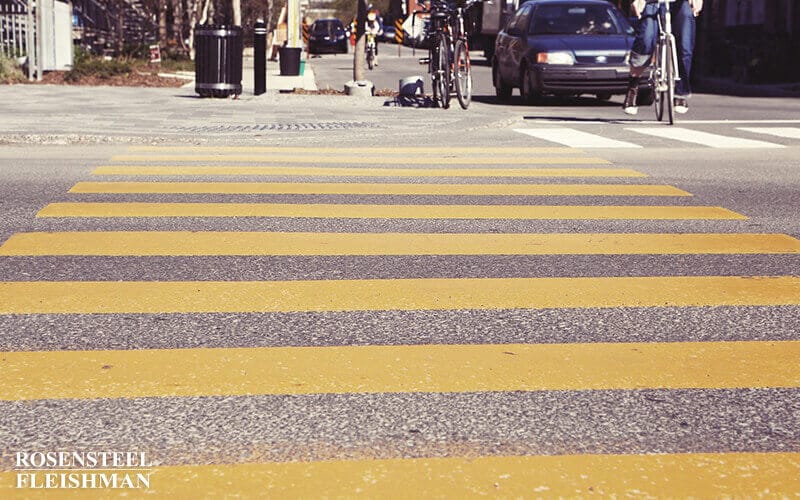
529;4;627;35
313;21;343;36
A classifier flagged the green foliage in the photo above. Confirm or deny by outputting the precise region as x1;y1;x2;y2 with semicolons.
65;48;133;82
0;54;26;83
158;55;194;72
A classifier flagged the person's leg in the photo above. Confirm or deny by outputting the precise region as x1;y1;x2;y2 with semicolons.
624;3;659;114
671;0;695;111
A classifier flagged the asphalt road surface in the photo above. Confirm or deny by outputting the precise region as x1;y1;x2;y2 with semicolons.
1;81;799;496
310;45;496;98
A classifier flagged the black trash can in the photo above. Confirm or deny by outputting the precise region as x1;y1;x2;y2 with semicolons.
195;25;243;97
279;47;302;76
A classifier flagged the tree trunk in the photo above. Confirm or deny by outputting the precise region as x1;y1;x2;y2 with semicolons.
174;0;187;54
232;0;241;26
116;0;125;54
159;0;168;49
353;0;366;81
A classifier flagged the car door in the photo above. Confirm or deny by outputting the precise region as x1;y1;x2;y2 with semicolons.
506;4;533;84
497;6;525;80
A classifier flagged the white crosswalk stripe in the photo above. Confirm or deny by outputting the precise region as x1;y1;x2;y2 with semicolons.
626;127;786;148
513;126;798;149
513;128;642;148
738;127;800;140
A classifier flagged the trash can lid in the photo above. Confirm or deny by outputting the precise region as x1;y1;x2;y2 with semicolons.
195;24;243;36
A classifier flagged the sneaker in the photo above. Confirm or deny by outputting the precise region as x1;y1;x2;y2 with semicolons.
674;97;688;114
622;86;639;115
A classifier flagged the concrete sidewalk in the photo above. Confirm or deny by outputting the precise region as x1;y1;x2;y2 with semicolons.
240;48;318;94
166;49;319;95
0;82;481;145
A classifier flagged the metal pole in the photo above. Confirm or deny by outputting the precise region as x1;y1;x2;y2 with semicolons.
36;0;43;80
254;19;266;95
26;0;33;80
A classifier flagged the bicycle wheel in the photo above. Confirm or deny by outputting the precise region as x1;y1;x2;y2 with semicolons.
653;41;666;122
367;47;374;70
665;37;676;125
435;32;451;109
454;39;472;110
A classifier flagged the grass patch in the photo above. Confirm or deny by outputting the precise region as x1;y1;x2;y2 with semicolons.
65;49;133;82
0;55;26;83
157;57;194;73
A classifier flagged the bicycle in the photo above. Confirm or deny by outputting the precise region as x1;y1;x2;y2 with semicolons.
414;0;452;108
366;32;377;70
649;0;681;124
414;0;474;109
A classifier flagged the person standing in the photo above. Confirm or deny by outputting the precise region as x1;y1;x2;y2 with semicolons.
623;0;703;115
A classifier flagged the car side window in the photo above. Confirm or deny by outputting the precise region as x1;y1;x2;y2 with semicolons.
508;5;532;34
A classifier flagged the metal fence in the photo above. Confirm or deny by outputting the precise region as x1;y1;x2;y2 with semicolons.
0;0;31;62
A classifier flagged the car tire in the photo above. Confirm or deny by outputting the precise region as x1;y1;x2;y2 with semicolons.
596;93;612;101
520;66;542;105
493;60;512;102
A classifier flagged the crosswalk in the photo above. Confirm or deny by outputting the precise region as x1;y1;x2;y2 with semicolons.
513;124;800;148
1;146;799;496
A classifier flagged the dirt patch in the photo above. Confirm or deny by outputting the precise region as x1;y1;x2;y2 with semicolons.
292;88;346;95
375;88;400;97
36;69;187;87
292;87;400;97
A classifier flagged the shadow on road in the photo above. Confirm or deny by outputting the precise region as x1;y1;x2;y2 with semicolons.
384;95;438;108
472;94;624;108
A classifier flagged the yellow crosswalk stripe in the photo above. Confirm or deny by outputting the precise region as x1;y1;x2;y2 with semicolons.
2;341;800;400
128;145;580;154
111;155;611;165
1;276;797;314
93;166;646;177
3;232;799;256
2;453;799;497
69;181;690;196
36;203;747;220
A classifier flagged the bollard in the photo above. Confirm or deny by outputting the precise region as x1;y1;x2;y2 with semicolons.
395;18;403;57
302;22;310;48
254;19;267;96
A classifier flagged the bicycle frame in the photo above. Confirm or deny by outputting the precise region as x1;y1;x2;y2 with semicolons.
655;1;680;89
650;0;681;123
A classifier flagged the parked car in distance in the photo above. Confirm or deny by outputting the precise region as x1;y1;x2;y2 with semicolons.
492;0;653;104
382;24;397;43
309;18;348;54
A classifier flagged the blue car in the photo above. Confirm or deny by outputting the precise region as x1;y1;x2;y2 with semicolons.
309;19;348;54
492;0;653;104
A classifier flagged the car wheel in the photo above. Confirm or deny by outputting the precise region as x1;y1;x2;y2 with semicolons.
493;60;512;102
520;66;542;105
596;93;612;101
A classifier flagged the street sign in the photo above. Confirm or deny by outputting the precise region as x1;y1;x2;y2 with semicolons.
149;45;161;64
